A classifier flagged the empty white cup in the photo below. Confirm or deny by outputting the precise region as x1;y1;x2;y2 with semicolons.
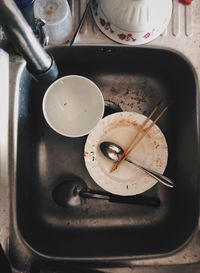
42;75;105;137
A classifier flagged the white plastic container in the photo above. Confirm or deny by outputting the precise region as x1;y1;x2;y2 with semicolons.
34;0;72;45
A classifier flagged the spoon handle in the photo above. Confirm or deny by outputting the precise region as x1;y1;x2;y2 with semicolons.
80;190;160;207
109;194;160;207
125;158;174;188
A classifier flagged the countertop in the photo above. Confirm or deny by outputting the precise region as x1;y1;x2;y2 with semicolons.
0;0;200;272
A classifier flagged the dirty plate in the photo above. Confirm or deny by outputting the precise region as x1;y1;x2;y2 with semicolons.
84;112;168;196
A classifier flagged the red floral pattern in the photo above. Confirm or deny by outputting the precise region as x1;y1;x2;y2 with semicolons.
92;0;158;44
143;32;151;39
99;18;114;33
118;33;136;42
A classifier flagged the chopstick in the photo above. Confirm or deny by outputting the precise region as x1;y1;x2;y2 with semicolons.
110;103;160;172
111;103;170;172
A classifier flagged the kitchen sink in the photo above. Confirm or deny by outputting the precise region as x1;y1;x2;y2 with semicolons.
10;46;199;264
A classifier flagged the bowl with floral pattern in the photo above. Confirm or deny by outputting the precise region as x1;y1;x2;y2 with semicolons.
91;0;172;45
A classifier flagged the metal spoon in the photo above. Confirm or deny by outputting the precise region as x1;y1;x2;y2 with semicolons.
52;178;160;208
99;142;174;188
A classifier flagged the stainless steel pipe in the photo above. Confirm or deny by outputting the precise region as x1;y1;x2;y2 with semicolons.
0;0;58;82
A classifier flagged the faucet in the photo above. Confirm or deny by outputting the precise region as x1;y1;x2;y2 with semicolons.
0;0;58;83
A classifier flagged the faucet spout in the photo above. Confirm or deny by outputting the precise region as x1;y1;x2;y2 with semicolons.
0;0;58;83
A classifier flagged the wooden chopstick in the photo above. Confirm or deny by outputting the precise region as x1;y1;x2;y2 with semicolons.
110;105;159;172
111;103;170;172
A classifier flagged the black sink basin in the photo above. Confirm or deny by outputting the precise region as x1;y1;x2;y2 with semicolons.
13;46;199;261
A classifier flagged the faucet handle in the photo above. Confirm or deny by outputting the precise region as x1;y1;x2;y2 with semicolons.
33;18;49;46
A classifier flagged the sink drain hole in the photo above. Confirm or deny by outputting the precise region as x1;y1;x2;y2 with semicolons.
104;100;123;117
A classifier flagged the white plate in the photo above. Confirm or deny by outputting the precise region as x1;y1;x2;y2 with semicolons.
84;112;168;196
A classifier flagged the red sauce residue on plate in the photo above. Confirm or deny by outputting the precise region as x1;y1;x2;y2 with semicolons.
84;151;89;157
104;119;140;133
156;158;162;166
